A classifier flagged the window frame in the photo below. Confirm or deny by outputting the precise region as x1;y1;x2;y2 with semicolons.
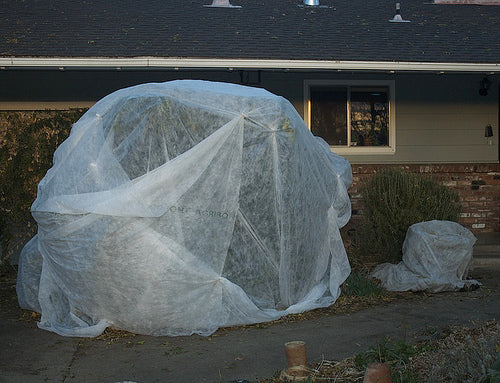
304;80;396;155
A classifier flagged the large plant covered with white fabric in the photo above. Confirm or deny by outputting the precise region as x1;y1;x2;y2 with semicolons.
17;80;352;337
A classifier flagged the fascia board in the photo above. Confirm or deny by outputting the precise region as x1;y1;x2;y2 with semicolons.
0;57;499;72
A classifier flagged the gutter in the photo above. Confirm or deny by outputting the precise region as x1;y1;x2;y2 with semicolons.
0;57;499;72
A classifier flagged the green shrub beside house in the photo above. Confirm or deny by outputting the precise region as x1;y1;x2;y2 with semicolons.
0;109;87;264
359;167;462;264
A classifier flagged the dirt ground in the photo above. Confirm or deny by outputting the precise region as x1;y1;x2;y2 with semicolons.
1;265;499;383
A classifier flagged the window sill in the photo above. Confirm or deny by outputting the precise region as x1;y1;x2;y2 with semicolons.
329;146;396;155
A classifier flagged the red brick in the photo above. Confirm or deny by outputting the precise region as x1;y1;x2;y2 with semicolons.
350;162;500;233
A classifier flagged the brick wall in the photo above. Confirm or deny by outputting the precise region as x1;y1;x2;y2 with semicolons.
347;163;500;234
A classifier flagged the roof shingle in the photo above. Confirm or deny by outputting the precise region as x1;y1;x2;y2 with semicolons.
1;0;499;64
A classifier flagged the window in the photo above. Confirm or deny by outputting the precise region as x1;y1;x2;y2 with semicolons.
304;80;395;154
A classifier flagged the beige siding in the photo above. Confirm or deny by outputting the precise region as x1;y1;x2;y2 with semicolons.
388;145;497;163
386;74;499;164
263;71;499;164
0;101;95;110
1;70;498;164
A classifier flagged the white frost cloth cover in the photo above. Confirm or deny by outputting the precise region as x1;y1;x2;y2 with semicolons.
17;80;352;337
372;220;479;293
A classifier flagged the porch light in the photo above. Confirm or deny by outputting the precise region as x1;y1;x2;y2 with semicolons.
485;124;494;145
485;124;494;138
479;77;491;96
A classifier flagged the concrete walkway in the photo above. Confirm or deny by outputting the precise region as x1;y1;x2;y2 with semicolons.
474;232;500;266
1;265;499;383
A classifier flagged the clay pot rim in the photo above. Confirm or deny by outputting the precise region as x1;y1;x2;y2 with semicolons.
280;366;311;381
284;340;306;347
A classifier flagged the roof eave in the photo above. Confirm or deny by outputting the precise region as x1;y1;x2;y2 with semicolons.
1;57;499;73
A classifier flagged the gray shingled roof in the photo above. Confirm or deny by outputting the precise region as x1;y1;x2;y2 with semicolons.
1;0;499;64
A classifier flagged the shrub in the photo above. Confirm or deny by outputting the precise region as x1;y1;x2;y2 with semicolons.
0;109;88;264
342;271;384;298
411;320;500;383
359;167;461;264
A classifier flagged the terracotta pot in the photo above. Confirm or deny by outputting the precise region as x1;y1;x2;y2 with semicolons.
284;341;307;368
363;362;392;383
280;366;310;381
281;341;310;381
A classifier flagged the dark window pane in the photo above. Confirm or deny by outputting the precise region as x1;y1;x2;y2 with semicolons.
350;88;389;147
310;87;347;146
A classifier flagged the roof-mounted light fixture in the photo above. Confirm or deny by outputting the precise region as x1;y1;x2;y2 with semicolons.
204;0;241;8
298;0;333;8
389;3;411;22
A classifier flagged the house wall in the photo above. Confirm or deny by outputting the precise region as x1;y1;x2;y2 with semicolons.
392;74;498;164
347;163;500;234
0;69;244;103
260;71;499;164
264;71;500;233
2;70;497;163
1;69;499;234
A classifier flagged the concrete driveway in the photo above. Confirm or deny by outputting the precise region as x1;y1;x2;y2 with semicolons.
1;266;499;383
